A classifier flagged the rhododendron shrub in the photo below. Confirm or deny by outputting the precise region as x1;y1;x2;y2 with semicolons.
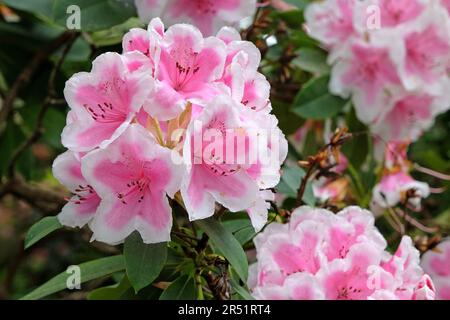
2;0;448;302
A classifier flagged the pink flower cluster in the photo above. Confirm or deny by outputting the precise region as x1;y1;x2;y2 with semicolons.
421;238;450;300
248;206;435;300
372;141;429;211
305;0;450;142
134;0;257;36
53;19;287;244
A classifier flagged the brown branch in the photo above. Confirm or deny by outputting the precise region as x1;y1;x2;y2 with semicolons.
7;33;79;178
1;177;66;215
0;31;77;138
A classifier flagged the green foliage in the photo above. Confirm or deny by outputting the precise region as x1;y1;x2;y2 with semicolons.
159;275;197;300
195;218;249;283
124;232;167;293
24;216;62;249
21;255;125;300
292;75;348;119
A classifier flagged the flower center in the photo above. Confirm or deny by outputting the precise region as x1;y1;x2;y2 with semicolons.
170;47;201;91
70;184;96;204
83;102;126;123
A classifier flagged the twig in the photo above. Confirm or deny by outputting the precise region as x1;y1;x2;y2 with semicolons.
296;162;317;206
0;177;66;215
7;32;79;178
0;31;77;139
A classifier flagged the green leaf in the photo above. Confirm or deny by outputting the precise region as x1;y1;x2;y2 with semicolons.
195;218;248;283
230;277;254;300
52;0;137;32
124;232;167;293
21;255;125;300
159;275;196;300
292;48;330;75
88;275;131;300
276;166;316;206
292;75;348;119
222;219;255;245
24;216;62;249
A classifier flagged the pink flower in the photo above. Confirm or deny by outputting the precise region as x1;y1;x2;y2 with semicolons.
145;20;227;120
371;94;433;141
54;20;287;241
372;141;430;210
443;0;450;15
379;0;425;27
306;0;450;142
412;274;436;300
401;21;450;91
217;27;272;113
134;0;257;36
180;95;260;221
304;0;356;49
181;95;287;229
421;239;450;300
330;42;401;123
372;171;430;209
52;151;101;228
249;206;433;300
62;52;153;152
81;124;184;244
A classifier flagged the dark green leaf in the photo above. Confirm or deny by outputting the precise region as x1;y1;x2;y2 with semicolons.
124;232;167;293
87;275;131;300
230;277;254;300
159;275;196;300
196;218;248;282
52;0;137;32
21;255;125;300
276;166;316;205
24;216;62;249
292;75;347;119
292;48;330;75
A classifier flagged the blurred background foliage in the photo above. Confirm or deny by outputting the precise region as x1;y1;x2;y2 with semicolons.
0;0;448;300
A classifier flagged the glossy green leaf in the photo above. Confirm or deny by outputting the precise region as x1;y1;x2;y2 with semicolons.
196;218;248;282
159;275;196;300
24;216;62;249
124;232;167;293
21;255;125;300
292;75;347;119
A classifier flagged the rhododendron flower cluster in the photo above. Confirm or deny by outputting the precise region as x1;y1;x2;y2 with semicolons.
248;206;435;300
53;18;287;244
305;0;450;142
134;0;257;36
372;141;429;211
421;238;450;300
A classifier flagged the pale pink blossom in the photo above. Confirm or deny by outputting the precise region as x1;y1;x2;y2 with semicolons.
306;0;450;142
145;20;227;120
81;124;184;244
249;206;433;300
421;238;450;300
134;0;257;36
52;151;101;228
372;171;430;209
62;52;153;152
304;0;356;49
372;141;430;210
330;41;401;124
181;95;261;221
